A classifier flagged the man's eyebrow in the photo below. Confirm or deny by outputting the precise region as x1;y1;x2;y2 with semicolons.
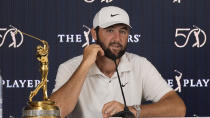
104;25;130;30
104;26;114;29
120;26;129;30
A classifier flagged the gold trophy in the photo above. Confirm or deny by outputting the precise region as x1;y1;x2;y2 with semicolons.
19;32;60;118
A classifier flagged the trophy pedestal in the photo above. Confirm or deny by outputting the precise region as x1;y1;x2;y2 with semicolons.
22;100;60;118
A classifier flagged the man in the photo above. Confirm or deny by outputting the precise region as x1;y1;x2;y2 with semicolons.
50;6;186;118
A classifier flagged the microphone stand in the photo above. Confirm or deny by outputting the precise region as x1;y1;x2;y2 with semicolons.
111;59;135;118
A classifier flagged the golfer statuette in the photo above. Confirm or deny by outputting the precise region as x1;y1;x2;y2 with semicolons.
18;31;61;118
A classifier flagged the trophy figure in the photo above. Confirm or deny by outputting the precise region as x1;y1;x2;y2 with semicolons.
20;32;60;118
29;40;49;102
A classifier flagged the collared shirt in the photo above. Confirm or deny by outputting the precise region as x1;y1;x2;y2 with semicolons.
53;52;172;118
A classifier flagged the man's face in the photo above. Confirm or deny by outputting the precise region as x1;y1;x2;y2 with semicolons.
96;24;130;60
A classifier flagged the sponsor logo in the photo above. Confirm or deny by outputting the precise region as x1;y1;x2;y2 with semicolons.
121;82;128;87
167;70;210;92
111;14;120;17
82;25;91;47
57;25;141;46
101;0;113;3
173;0;181;3
9;115;15;118
174;69;182;92
0;25;24;48
84;0;94;3
174;25;207;48
84;0;113;3
1;79;41;88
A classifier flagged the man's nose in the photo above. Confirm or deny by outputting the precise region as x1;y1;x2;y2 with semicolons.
113;31;121;42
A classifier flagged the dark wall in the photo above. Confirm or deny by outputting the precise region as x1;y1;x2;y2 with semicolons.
0;0;209;117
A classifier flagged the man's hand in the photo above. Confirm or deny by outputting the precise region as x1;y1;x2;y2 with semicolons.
102;101;124;118
140;91;186;117
82;44;104;67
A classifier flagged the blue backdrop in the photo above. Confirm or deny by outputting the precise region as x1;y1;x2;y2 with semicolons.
0;0;210;117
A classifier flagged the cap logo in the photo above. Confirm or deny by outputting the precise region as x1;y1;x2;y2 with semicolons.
110;14;119;17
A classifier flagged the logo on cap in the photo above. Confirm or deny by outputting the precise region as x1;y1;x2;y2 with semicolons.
111;14;119;17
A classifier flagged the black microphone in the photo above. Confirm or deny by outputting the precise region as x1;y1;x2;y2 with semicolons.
111;57;135;118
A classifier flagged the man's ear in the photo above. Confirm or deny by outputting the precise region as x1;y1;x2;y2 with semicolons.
91;28;97;41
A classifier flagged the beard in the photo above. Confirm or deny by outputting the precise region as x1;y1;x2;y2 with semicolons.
96;38;127;61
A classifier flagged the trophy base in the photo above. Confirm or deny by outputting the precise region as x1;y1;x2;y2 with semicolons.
22;100;61;118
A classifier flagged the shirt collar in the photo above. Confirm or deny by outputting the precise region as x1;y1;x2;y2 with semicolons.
88;53;132;76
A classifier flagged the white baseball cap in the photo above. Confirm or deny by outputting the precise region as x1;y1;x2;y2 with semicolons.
93;6;131;29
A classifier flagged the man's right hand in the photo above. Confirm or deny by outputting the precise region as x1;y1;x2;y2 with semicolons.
82;44;104;67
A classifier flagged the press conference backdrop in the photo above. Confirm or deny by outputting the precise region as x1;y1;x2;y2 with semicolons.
0;0;209;117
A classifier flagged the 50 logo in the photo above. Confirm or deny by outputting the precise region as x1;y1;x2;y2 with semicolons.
0;25;24;48
174;25;207;48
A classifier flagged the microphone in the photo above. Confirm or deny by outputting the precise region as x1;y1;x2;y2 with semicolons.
111;57;135;118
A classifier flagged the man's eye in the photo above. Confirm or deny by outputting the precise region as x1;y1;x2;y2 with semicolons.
120;30;127;34
107;29;113;32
